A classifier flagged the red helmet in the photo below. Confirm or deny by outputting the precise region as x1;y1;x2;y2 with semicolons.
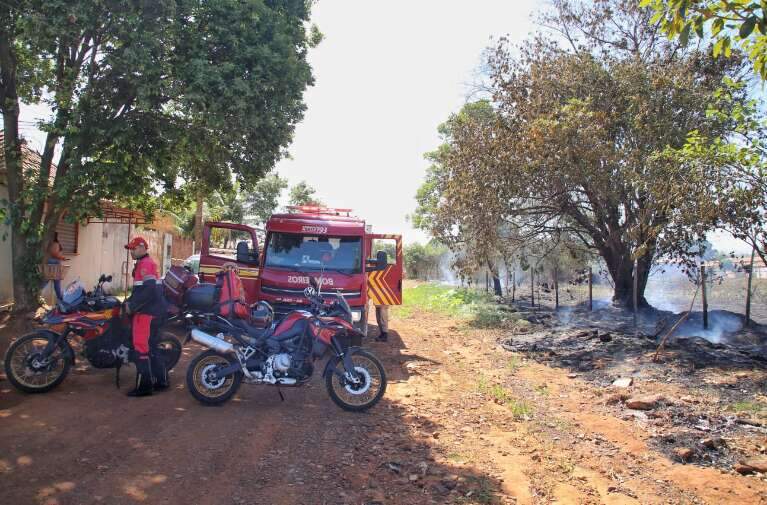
124;236;149;250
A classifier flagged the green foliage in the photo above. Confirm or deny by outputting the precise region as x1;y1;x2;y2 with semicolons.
728;401;766;414
393;283;519;328
415;0;748;306
642;0;767;79
245;174;288;226
655;78;767;269
403;240;447;280
288;180;322;207
0;0;317;307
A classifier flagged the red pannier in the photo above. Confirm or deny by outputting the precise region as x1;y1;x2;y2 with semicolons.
163;265;199;307
216;269;250;320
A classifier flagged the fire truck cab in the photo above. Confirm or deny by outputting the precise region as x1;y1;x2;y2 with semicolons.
198;206;403;336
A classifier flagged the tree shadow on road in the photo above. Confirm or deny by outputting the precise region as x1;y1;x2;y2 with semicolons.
0;333;511;505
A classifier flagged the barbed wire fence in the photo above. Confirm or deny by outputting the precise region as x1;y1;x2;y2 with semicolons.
466;259;767;328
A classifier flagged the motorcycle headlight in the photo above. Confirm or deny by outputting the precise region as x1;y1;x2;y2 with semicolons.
351;310;362;322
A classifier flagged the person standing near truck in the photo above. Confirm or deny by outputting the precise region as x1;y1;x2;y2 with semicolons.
123;237;168;396
375;305;389;342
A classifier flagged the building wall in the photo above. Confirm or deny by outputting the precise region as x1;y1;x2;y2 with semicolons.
39;221;192;302
0;182;13;306
58;222;132;296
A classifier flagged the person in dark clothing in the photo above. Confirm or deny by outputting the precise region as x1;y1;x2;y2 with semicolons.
124;236;168;396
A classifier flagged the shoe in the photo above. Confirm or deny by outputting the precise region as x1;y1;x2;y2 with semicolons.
376;332;388;342
127;357;153;397
150;354;170;391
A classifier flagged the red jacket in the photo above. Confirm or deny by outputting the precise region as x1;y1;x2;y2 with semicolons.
127;255;163;316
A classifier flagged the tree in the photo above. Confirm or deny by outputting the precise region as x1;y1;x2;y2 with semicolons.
642;0;767;79
0;0;317;309
246;173;288;226
415;0;747;307
288;180;323;207
403;241;448;280
656;78;767;270
414;101;509;295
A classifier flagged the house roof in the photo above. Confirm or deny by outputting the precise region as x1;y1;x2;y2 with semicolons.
0;131;57;184
1;131;147;224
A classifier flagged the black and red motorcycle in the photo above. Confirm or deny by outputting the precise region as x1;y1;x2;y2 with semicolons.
3;275;182;394
185;275;387;411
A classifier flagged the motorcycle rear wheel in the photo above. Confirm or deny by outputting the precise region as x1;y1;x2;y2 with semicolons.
155;333;182;371
186;350;242;405
325;349;387;412
4;332;71;394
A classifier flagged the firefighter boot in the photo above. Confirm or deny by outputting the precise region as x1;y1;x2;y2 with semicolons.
150;353;170;391
127;356;153;397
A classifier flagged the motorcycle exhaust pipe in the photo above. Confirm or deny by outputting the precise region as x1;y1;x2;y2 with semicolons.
190;328;235;354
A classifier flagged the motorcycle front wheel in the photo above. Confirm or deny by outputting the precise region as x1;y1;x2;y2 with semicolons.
3;332;71;393
325;349;387;412
186;350;242;405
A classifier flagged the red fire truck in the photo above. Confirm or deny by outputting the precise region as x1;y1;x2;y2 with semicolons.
197;206;403;336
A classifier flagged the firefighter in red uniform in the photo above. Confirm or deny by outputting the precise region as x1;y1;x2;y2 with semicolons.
123;237;168;396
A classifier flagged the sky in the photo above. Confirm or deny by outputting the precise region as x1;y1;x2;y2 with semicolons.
16;0;753;254
272;0;541;244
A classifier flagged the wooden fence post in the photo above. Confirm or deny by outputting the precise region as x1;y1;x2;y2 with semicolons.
701;263;708;330
746;247;755;327
511;271;516;302
554;266;559;309
588;266;593;311
530;270;535;308
633;258;639;332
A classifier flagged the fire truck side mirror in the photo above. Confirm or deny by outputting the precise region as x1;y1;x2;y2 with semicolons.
367;250;388;272
236;241;259;266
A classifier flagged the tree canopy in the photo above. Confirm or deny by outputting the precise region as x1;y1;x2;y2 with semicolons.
246;173;289;226
414;0;749;306
0;0;317;308
642;0;767;79
288;180;322;207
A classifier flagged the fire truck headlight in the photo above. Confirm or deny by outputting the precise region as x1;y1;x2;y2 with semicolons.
351;310;362;322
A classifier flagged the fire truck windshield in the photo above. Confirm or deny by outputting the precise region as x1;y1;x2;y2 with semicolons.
264;232;362;274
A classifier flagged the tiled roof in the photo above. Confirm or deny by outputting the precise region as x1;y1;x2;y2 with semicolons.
0;131;58;183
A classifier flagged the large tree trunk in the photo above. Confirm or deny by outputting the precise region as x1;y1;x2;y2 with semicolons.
600;245;650;308
3;108;35;310
194;192;204;248
487;261;503;297
1;29;37;311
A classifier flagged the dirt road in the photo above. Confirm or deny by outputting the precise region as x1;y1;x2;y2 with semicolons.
1;305;767;504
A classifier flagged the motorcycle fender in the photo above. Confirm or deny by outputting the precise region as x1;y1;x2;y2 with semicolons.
38;330;76;365
322;346;362;379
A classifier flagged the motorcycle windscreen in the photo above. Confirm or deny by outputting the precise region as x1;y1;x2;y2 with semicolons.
366;235;402;305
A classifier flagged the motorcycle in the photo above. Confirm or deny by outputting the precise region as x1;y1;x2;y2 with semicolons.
185;275;387;411
3;274;182;394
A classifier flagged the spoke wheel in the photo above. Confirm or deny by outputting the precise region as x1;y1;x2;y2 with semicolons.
325;349;387;412
4;333;71;393
186;350;241;405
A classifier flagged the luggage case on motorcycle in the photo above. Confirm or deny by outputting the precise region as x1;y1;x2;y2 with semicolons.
183;283;217;312
164;265;199;306
216;270;250;320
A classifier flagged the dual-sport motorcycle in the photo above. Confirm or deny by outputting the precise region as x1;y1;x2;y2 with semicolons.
3;275;182;393
186;275;387;411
